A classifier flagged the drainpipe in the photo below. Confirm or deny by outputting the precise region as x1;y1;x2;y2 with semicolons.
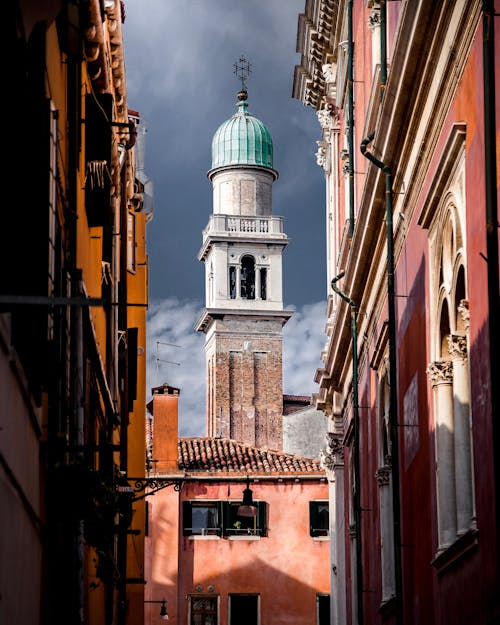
331;271;363;625
482;0;500;573
347;0;355;238
380;0;387;95
360;134;403;625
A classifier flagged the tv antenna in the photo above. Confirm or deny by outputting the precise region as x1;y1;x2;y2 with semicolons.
233;56;252;92
155;341;181;383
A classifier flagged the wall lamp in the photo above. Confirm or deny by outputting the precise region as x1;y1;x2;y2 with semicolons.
237;476;257;518
144;599;168;620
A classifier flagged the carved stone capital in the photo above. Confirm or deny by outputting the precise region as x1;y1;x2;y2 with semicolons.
322;62;337;84
426;361;453;386
368;7;381;30
317;105;340;131
315;140;328;170
320;432;344;469
458;299;470;332
375;464;391;487
447;333;468;361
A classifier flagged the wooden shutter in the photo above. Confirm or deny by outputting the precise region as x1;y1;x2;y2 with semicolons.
182;501;192;536
309;501;318;537
258;502;267;537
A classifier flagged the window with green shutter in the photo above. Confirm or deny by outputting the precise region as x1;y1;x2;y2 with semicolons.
223;501;267;537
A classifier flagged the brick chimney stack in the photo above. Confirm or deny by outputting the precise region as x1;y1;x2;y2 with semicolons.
148;384;180;474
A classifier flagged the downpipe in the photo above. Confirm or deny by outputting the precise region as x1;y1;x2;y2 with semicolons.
360;134;403;625
331;272;363;625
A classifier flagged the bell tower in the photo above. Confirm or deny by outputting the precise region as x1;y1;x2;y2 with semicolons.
196;60;291;450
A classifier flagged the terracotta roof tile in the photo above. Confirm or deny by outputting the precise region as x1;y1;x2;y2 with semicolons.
178;437;323;474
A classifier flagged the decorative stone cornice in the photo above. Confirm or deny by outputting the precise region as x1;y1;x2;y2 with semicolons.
458;299;470;333
426;361;453;386
375;464;391;487
447;334;468;361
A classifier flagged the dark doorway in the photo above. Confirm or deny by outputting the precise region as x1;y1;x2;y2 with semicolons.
230;594;258;625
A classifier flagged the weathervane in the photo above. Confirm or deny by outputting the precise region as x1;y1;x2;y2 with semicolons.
233;56;252;92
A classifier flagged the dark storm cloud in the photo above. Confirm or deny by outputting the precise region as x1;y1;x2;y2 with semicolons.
122;0;327;307
123;1;328;426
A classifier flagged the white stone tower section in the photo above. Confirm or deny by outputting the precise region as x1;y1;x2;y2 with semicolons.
195;88;292;450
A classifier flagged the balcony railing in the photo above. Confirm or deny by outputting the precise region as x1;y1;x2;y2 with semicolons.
203;214;285;237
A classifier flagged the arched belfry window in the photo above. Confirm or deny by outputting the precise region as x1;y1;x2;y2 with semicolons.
241;256;255;300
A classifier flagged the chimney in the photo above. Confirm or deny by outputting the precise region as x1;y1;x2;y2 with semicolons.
148;384;180;473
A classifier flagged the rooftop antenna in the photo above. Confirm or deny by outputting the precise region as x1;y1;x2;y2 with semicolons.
155;341;182;384
233;56;252;93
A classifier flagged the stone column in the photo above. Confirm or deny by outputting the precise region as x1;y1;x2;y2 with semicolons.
255;265;261;300
236;265;241;298
376;464;395;602
321;433;346;625
427;360;456;547
448;333;473;534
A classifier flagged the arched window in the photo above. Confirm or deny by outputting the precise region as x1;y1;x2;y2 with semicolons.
240;256;255;300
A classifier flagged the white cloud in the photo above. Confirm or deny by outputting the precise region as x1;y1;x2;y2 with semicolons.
146;298;327;436
283;301;327;396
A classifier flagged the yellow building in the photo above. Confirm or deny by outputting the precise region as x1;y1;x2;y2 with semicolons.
2;2;151;624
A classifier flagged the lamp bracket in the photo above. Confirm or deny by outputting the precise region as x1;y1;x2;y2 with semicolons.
127;477;183;501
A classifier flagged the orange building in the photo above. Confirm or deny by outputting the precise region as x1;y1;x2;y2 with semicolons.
144;386;330;625
2;2;150;624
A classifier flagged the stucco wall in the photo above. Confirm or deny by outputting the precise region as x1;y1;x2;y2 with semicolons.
145;477;330;625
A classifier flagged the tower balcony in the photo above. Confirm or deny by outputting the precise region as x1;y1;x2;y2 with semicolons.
199;214;288;260
204;214;286;237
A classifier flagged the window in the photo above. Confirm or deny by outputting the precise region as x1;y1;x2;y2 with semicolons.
183;501;267;537
260;268;267;300
229;594;259;625
224;501;267;537
240;255;255;299
310;501;329;537
190;596;218;625
183;502;222;536
317;594;330;625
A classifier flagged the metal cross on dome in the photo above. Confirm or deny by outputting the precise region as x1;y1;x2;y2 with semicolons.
233;56;252;91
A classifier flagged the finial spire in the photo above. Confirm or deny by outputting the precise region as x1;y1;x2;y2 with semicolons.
233;56;252;93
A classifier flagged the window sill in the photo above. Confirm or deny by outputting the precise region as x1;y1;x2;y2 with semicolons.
188;535;221;541
227;535;261;541
431;528;479;575
312;536;330;542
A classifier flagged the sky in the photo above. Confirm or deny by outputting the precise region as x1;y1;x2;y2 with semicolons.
122;1;328;435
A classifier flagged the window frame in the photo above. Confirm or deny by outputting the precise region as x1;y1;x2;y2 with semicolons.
309;500;330;538
183;501;223;537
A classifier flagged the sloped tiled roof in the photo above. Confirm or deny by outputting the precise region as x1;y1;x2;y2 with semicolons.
178;437;322;474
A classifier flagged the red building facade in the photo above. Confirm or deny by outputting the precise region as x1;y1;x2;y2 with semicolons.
293;1;499;624
144;386;330;625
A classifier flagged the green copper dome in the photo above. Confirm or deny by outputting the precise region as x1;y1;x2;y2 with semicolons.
211;91;274;171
